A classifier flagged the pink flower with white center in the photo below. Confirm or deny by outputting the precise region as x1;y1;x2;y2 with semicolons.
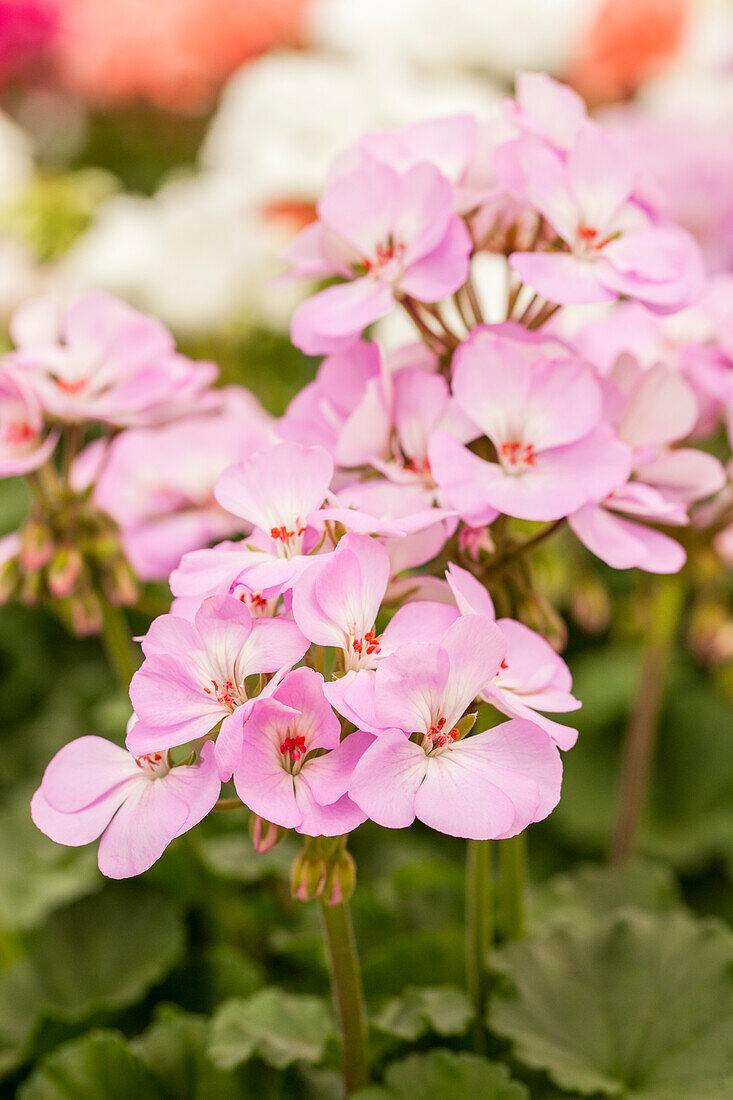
31;738;220;879
128;594;309;780
75;388;275;582
170;442;334;599
0;369;57;478
568;357;726;573
234;668;370;836
445;564;580;750
4;292;217;427
499;123;705;311
285;158;472;355
429;326;631;523
500;72;588;155
347;615;562;840
292;534;390;672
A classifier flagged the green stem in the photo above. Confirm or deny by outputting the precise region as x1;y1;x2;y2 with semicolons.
100;596;138;689
609;574;685;864
498;833;526;941
465;838;493;1052
320;898;369;1096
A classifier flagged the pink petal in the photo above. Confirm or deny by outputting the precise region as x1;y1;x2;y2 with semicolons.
40;735;139;813
294;784;367;837
214;442;333;533
348;730;428;828
399;217;472;301
446;562;495;618
569;503;686;573
96;778;190;879
290;278;394;355
31;783;132;847
510;250;618;305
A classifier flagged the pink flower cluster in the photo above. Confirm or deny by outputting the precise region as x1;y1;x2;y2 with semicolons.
25;75;732;879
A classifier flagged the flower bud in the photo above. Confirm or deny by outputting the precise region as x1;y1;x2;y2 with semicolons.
249;814;287;854
67;591;103;636
459;525;495;562
101;556;139;607
570;575;611;635
290;849;327;903
20;519;54;571
322;850;356;907
47;544;83;599
19;567;44;606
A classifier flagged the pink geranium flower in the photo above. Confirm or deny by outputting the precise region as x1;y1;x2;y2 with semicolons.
170;442;334;598
347;615;562;839
31;738;220;879
4;292;217;427
569;357;725;572
445;564;580;749
234;668;369;836
500;71;588;154
0;369;57;477
499;122;704;311
129;594;308;779
286;158;472;355
76;388;275;581
429;326;631;523
292;533;390;672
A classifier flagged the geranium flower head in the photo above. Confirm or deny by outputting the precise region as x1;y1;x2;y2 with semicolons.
286;157;472;354
31;737;220;879
234;667;370;836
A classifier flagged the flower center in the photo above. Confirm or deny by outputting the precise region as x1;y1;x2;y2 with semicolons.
56;376;88;395
2;420;35;448
575;224;618;256
134;751;170;778
203;677;242;709
500;439;536;473
280;732;308;773
347;627;382;671
360;236;407;280
426;716;460;752
269;520;306;557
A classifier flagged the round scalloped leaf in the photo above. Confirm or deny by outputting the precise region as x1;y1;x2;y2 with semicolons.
132;1007;240;1099
373;985;472;1041
489;908;733;1098
534;859;680;926
210;987;335;1071
18;1031;162;1100
353;1050;529;1100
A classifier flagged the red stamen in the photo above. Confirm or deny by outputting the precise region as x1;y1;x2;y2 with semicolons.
57;377;87;395
4;421;35;446
280;734;307;762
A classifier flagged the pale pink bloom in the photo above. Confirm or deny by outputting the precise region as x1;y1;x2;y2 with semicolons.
286;158;472;355
499;123;704;311
569;357;726;572
347;615;562;839
293;533;390;672
234;668;369;836
31;738;219;879
4;292;217;427
336;115;498;215
170;442;334;598
445;564;579;750
500;71;588;154
0;369;57;477
429;326;631;523
330;480;454;594
128;594;308;780
79;388;274;581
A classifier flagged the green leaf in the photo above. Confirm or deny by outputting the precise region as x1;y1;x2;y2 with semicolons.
133;1007;240;1099
534;859;680;926
489;908;733;1098
353;1050;529;1100
0;960;42;1078
374;985;472;1041
0;789;99;931
195;832;296;883
210;988;335;1071
29;884;185;1021
18;1031;163;1100
362;928;464;998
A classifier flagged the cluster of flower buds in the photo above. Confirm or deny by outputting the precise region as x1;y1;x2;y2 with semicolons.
22;73;733;883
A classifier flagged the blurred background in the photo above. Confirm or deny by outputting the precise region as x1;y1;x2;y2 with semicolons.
0;1;732;1095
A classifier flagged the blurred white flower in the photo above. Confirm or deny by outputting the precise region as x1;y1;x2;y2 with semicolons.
307;0;596;80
